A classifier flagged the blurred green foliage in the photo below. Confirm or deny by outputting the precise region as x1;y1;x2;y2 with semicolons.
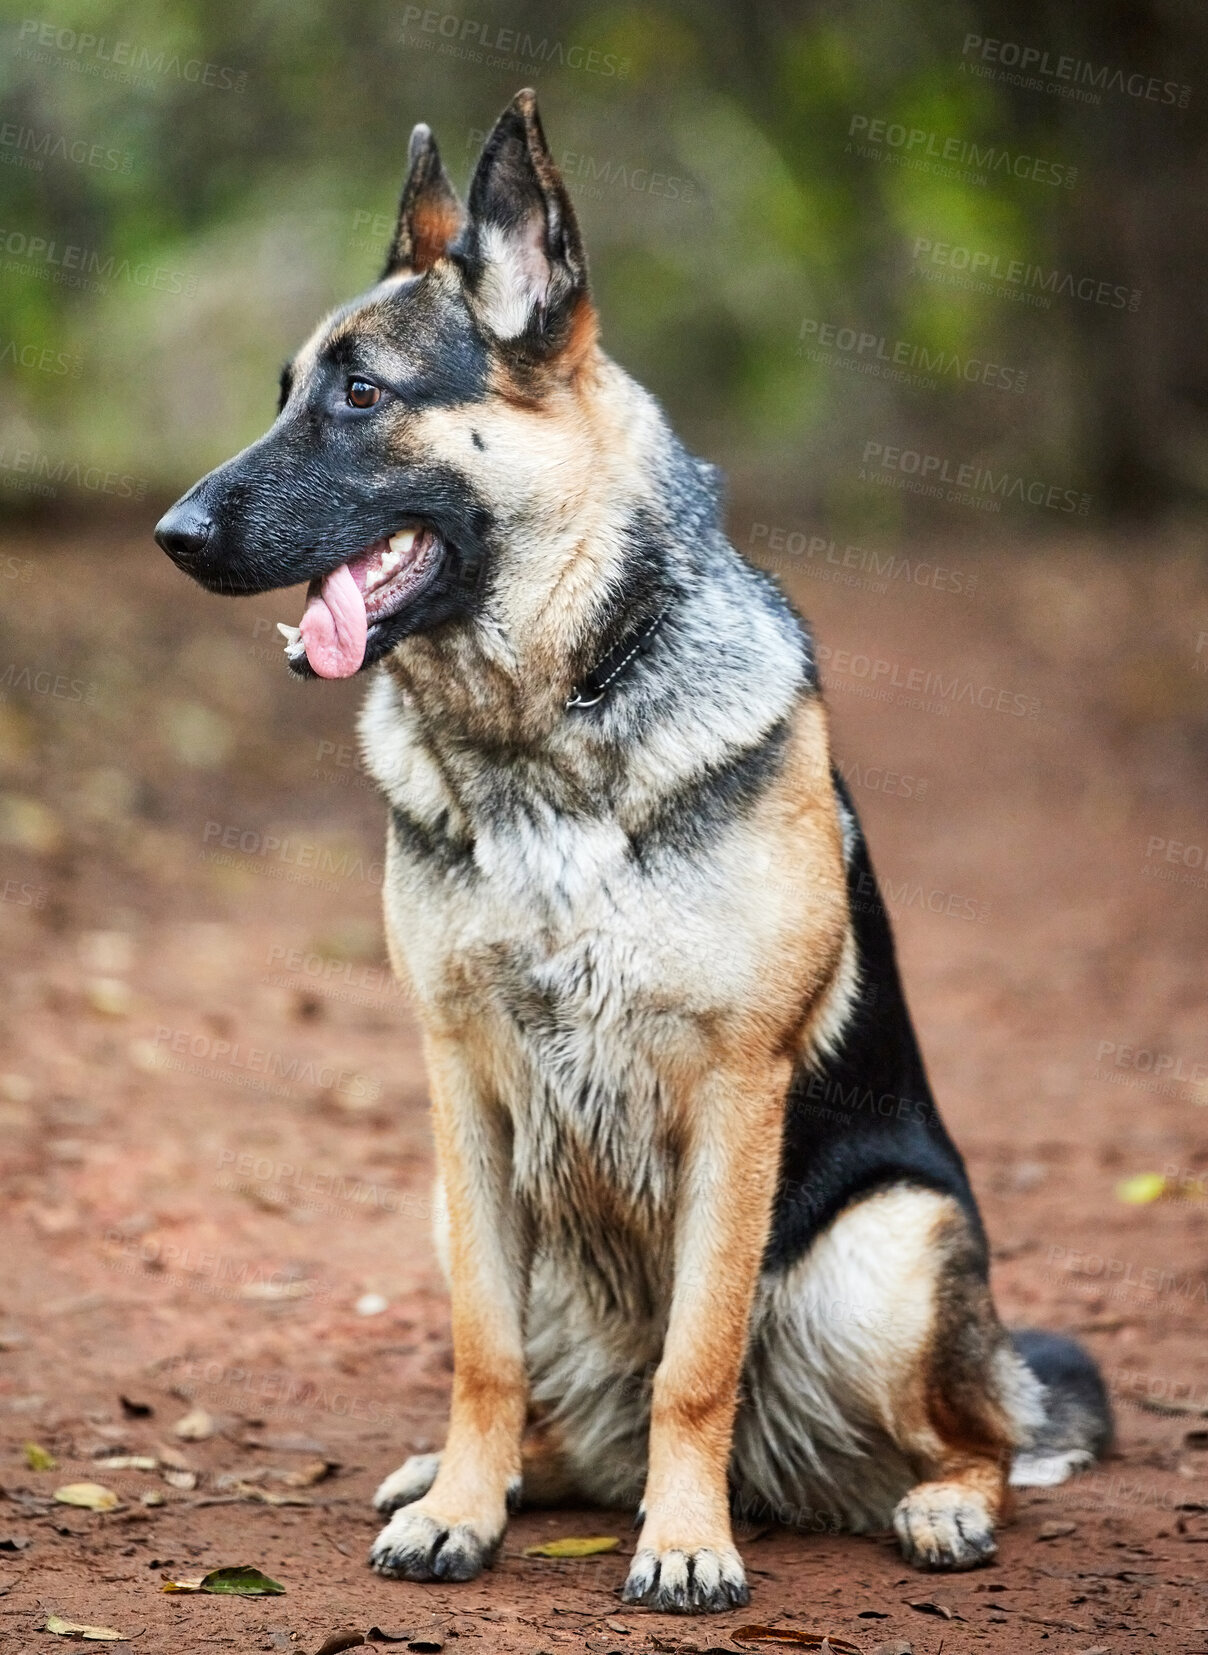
0;0;1203;526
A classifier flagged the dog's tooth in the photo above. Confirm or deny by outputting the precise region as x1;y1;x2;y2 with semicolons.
277;622;303;645
388;529;417;556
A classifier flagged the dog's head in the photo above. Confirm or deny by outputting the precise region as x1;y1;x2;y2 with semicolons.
155;91;604;679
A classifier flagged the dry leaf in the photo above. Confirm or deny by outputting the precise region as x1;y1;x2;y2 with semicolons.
140;1490;165;1507
23;1442;56;1471
1037;1520;1077;1540
45;1614;129;1641
95;1455;157;1472
161;1469;197;1491
1136;1395;1208;1419
84;977;134;1018
522;1535;620;1558
155;1443;193;1471
1115;1172;1168;1205
53;1483;120;1512
365;1635;445;1652
162;1565;285;1595
907;1599;954;1619
171;1407;215;1441
244;1433;327;1455
315;1635;366;1655
228;1481;311;1506
731;1630;862;1652
280;1458;336;1487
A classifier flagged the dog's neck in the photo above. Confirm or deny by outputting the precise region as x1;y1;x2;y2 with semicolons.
382;356;683;751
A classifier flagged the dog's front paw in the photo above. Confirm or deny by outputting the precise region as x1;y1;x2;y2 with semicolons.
893;1482;997;1571
621;1544;749;1613
373;1452;442;1515
369;1500;501;1582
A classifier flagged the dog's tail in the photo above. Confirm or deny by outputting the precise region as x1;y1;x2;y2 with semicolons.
1008;1328;1113;1487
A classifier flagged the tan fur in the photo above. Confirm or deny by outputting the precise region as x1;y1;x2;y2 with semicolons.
639;1054;791;1562
388;1033;529;1547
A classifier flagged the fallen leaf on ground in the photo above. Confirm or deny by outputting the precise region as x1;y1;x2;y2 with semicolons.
365;1624;447;1649
1037;1520;1078;1540
45;1614;129;1641
1115;1172;1168;1204
522;1535;620;1558
280;1458;337;1487
907;1599;954;1618
53;1483;119;1512
1136;1396;1208;1418
23;1442;56;1470
155;1443;193;1471
171;1407;215;1441
732;1630;862;1651
315;1634;365;1655
84;977;134;1018
161;1469;197;1491
242;1433;327;1455
95;1455;157;1472
162;1565;285;1595
225;1481;311;1506
140;1490;165;1507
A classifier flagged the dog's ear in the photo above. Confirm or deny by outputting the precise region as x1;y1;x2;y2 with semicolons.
459;89;590;351
381;124;465;279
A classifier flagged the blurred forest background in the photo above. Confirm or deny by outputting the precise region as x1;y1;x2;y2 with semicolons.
1;0;1206;535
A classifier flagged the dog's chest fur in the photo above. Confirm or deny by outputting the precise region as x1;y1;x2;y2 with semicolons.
364;702;658;1221
359;660;788;1301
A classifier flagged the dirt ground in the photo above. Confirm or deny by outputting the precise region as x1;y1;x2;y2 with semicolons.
1;524;1206;1655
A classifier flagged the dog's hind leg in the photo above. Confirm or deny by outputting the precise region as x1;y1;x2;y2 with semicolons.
888;1195;1035;1571
739;1185;1038;1570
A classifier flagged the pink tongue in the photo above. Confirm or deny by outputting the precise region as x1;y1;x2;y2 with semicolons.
299;563;368;679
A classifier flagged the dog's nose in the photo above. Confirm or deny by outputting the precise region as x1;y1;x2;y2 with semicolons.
155;501;213;565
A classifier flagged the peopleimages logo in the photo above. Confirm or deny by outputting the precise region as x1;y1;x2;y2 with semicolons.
912;237;1140;313
399;7;629;78
0;121;133;174
860;441;1090;516
797;316;1026;394
847;114;1076;188
0;226;196;295
960;34;1192;109
15;20;249;92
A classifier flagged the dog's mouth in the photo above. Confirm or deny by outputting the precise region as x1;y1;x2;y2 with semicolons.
277;524;442;678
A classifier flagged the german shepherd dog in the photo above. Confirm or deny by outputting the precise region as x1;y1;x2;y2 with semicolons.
157;92;1110;1613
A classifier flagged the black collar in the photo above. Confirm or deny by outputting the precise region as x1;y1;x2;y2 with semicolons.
566;604;670;711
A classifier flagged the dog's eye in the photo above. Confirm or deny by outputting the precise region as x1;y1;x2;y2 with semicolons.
346;379;381;409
